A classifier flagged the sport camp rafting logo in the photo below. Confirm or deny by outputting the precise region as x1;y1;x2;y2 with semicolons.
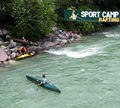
64;10;120;22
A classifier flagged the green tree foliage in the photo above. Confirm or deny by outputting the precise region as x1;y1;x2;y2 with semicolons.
55;0;120;34
1;0;120;41
0;0;13;27
10;0;57;41
55;1;96;34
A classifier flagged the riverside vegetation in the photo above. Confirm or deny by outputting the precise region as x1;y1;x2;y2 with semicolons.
0;0;120;41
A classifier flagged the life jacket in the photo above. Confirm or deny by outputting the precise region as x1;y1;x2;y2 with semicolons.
19;47;27;53
23;47;27;53
19;47;22;52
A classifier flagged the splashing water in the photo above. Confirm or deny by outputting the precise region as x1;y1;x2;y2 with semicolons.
46;46;102;58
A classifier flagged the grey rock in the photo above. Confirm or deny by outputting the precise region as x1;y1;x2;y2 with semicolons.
0;41;3;44
54;40;61;45
69;38;74;42
11;47;18;52
72;33;78;38
56;38;62;42
56;45;61;48
58;34;68;39
5;49;12;55
79;33;83;37
8;40;17;49
61;39;68;44
7;56;11;60
11;52;16;59
46;33;57;42
1;45;7;49
6;50;12;56
42;41;56;49
28;46;43;53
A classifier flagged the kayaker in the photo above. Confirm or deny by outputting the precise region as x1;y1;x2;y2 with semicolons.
19;47;27;55
38;74;47;85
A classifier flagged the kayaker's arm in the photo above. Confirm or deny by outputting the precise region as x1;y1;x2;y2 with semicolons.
38;82;43;85
37;79;42;85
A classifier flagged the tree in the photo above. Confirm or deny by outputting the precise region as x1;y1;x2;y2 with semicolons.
0;0;14;29
11;0;57;41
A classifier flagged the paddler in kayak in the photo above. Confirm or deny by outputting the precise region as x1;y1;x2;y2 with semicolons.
38;74;47;85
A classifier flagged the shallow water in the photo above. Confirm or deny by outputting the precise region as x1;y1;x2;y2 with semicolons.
1;25;120;108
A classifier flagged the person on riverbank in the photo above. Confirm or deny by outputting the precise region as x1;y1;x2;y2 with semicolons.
69;30;73;39
22;37;28;42
0;28;2;38
38;74;47;85
22;37;29;46
2;28;7;42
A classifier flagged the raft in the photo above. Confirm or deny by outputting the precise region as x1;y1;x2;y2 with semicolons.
15;53;34;60
26;75;61;93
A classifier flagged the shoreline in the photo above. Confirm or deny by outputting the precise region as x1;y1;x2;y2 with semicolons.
1;24;114;66
0;27;84;66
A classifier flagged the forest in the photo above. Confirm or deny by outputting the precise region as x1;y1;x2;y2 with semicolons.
0;0;120;41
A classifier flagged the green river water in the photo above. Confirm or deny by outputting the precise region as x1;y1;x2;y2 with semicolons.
0;25;120;108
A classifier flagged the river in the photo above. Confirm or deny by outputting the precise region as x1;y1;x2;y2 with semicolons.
0;25;120;108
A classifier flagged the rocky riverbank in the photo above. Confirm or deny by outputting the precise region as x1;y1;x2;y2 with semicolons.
0;27;83;64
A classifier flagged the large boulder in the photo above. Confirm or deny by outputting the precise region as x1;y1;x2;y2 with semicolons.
8;40;17;49
53;38;61;45
45;33;57;42
27;46;43;53
69;38;74;42
58;34;68;39
56;38;62;42
72;33;82;39
10;47;18;52
10;52;17;59
5;49;12;56
0;41;3;45
42;41;56;49
61;39;68;44
56;45;61;48
72;33;78;39
79;33;83;37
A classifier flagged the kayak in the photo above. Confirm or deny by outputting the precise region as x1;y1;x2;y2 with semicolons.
26;75;61;93
15;53;34;60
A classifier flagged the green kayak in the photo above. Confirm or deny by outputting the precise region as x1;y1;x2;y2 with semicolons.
26;75;61;93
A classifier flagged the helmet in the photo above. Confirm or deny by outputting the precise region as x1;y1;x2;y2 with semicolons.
42;74;45;78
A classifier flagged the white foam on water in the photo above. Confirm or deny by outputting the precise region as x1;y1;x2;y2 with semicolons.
103;32;120;38
46;47;101;58
81;69;85;72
